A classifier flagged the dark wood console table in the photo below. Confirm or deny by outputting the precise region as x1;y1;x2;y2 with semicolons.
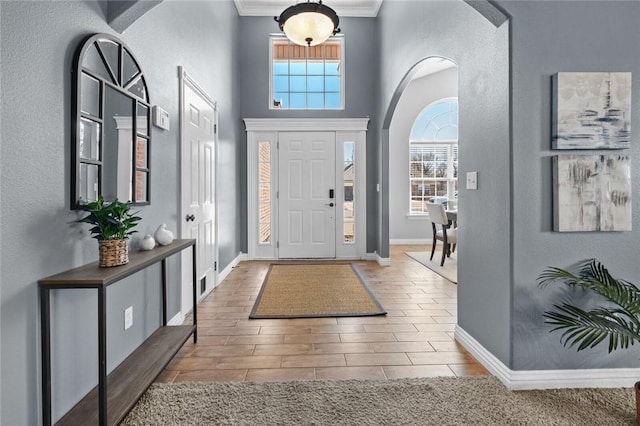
39;239;197;426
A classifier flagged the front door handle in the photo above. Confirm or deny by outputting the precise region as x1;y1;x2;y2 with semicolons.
325;203;334;207
186;214;196;222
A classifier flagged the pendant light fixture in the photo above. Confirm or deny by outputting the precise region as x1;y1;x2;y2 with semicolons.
274;1;340;47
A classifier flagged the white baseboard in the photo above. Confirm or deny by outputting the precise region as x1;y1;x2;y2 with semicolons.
180;252;248;319
218;252;247;283
366;252;390;266
168;312;184;326
455;325;640;389
390;239;430;245
198;285;214;302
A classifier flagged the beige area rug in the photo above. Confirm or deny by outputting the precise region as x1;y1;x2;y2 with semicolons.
249;263;386;319
122;377;635;425
406;251;457;283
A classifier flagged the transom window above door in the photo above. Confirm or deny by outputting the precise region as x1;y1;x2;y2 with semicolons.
270;36;344;110
409;99;458;215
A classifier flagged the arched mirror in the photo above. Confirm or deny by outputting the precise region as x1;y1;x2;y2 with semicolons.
71;33;151;209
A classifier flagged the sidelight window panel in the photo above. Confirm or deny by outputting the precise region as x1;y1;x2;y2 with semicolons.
343;141;355;243
258;141;271;244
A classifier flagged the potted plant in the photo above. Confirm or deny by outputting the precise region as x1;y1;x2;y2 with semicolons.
76;195;141;267
538;258;640;423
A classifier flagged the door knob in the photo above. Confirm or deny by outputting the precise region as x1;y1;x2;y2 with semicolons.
325;203;334;207
186;214;195;222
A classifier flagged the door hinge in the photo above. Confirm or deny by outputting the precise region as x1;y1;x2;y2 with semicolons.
277;241;279;249
214;124;217;134
276;191;279;199
214;261;217;271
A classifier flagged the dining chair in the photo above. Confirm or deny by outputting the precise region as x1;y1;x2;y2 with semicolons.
426;202;457;267
446;199;457;210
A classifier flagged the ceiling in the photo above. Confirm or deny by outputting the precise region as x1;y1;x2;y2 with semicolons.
233;0;383;17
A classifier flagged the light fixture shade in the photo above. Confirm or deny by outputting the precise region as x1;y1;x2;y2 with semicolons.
275;1;340;47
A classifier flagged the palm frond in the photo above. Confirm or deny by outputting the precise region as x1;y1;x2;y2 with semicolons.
579;260;640;320
539;259;640;355
543;303;640;352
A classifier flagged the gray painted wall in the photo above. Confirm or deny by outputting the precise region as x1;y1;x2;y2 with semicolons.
3;1;640;424
0;0;3;416
0;1;241;423
237;16;381;252
389;67;458;242
502;0;640;370
377;1;511;365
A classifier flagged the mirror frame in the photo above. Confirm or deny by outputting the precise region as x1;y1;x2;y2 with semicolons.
71;33;151;209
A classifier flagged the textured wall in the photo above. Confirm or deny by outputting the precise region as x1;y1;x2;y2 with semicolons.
389;67;458;242
4;3;640;425
0;0;3;417
237;16;380;252
502;0;640;370
0;1;241;423
377;0;511;365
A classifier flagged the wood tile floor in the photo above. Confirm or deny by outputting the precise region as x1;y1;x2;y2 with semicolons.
157;244;489;383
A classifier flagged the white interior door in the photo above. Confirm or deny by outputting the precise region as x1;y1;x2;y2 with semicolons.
278;131;336;258
180;70;218;318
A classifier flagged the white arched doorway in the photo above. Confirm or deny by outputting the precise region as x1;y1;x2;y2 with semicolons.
377;1;512;369
389;58;458;245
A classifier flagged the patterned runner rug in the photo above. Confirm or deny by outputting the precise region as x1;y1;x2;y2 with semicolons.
249;263;386;319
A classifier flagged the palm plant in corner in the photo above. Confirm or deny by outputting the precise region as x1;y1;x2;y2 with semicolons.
77;195;141;267
538;258;640;423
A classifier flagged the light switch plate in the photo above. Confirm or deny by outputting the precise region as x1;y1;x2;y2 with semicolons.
152;105;170;131
466;171;478;190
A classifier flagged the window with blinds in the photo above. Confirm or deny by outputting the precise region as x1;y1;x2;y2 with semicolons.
270;36;343;110
409;99;458;214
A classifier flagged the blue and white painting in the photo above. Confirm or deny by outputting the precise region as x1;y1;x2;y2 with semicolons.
552;72;631;149
553;155;631;231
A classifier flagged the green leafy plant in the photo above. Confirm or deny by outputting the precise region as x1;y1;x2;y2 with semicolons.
538;258;640;354
77;195;141;240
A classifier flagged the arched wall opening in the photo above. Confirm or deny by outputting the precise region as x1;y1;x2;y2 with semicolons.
389;58;458;244
376;1;512;367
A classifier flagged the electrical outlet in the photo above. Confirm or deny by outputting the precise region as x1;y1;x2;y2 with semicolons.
124;306;133;330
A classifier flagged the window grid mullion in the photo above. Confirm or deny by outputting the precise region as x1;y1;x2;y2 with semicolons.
271;36;342;110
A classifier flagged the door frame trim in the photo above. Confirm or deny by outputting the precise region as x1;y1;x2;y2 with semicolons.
244;118;369;260
179;67;219;316
244;118;369;132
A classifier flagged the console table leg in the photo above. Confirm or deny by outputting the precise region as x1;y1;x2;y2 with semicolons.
161;259;168;326
98;287;107;426
192;243;198;343
40;288;51;426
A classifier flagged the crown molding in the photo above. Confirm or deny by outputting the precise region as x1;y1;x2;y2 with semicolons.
234;0;382;18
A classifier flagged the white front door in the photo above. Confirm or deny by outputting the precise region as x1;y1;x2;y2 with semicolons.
180;70;218;317
278;131;336;258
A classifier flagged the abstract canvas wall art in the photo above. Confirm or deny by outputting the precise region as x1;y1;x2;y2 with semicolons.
552;72;631;149
553;155;631;231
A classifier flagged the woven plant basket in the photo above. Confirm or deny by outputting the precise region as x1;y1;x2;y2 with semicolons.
99;239;129;267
